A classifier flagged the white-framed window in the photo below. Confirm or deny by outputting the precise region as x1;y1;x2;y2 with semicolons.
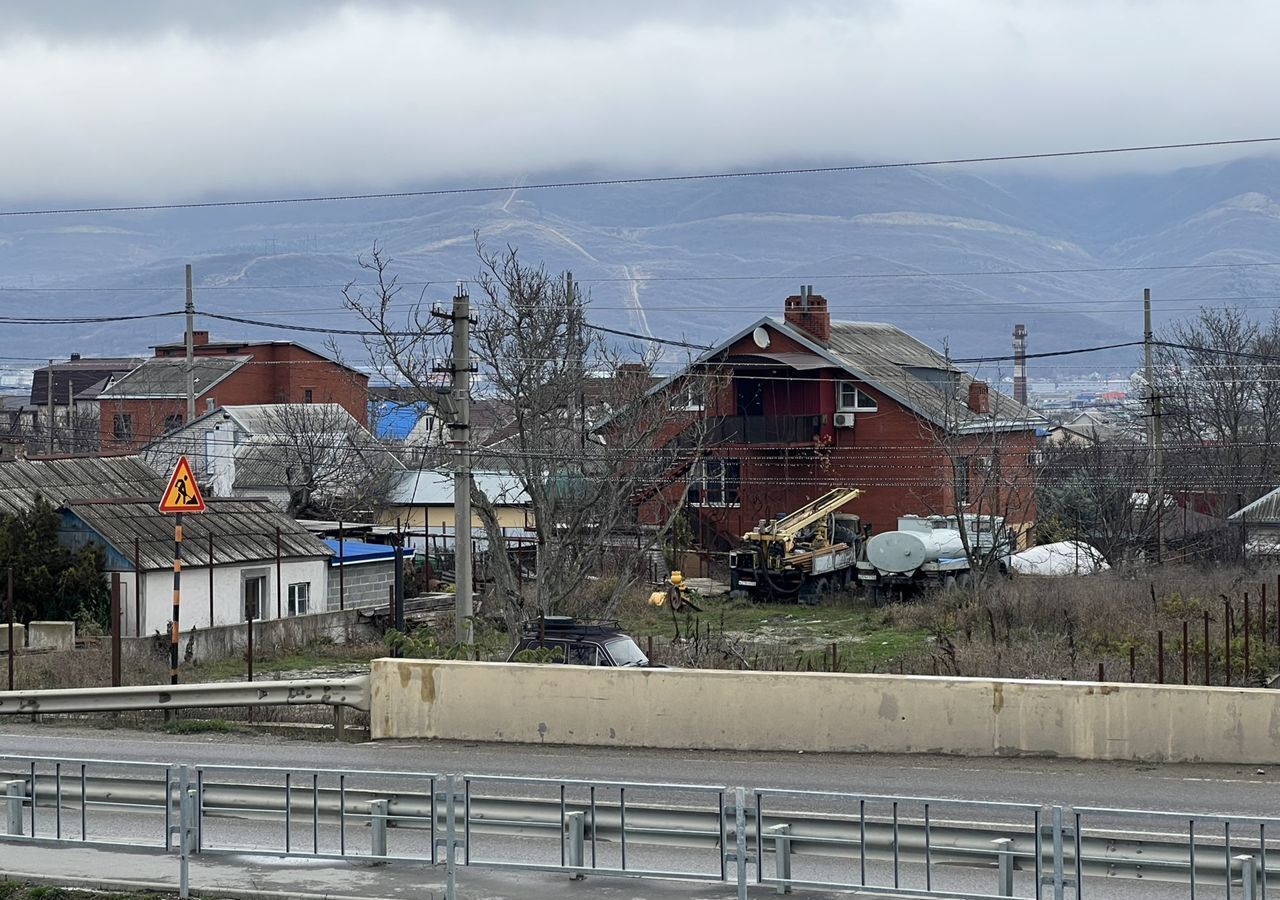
288;582;311;616
837;382;879;412
689;457;741;507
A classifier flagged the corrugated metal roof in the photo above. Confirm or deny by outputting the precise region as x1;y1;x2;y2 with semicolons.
101;356;248;399
28;358;141;405
1229;488;1280;523
0;455;330;570
63;498;332;571
0;456;165;515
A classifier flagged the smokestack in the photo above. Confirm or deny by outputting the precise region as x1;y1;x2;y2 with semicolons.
1012;323;1027;404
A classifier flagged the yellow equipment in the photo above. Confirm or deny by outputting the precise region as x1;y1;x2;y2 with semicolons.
730;487;863;602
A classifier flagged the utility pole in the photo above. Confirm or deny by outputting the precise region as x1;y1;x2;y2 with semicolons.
185;264;196;424
440;285;473;644
46;358;54;456
1143;288;1165;563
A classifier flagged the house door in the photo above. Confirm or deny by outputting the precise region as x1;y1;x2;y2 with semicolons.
242;572;268;621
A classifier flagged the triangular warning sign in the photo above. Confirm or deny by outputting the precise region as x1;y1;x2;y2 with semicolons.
159;455;207;514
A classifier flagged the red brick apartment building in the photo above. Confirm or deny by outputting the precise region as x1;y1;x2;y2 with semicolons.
644;289;1046;549
99;332;368;450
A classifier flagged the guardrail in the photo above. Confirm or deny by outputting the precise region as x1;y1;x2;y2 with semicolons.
1;753;1277;900
0;675;370;715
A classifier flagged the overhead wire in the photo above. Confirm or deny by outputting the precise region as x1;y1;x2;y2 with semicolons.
3;135;1279;217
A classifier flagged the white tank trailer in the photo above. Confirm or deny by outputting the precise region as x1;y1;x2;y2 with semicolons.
857;514;1011;596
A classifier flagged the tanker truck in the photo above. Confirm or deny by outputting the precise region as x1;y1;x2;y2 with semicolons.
855;513;1014;599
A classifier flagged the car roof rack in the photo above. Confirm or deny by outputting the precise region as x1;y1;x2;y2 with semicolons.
520;616;625;635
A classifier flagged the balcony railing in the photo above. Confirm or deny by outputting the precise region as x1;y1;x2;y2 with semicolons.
677;414;821;447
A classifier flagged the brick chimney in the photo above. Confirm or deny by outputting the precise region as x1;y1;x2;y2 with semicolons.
192;330;210;346
967;380;990;414
783;285;831;344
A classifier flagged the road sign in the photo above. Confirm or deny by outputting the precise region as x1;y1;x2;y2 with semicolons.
158;455;206;514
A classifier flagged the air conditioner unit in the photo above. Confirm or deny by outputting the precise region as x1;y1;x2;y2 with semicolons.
833;412;856;428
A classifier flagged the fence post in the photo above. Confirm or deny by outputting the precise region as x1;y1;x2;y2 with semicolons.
765;823;792;894
734;786;749;900
4;780;24;836
563;810;586;880
368;798;389;859
992;837;1014;897
1238;854;1259;900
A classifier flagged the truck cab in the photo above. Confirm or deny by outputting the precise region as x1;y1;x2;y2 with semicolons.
506;617;652;667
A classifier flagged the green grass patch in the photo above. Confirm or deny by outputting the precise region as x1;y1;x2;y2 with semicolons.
194;641;381;680
621;593;929;672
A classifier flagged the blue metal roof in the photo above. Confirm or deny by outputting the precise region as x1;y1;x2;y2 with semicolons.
323;539;416;566
371;401;429;440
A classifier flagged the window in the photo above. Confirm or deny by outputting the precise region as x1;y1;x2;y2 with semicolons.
205;398;215;412
838;382;879;412
287;582;311;616
954;456;971;506
303;389;313;404
112;414;133;443
566;642;601;665
243;572;267;620
163;413;183;433
689;457;741;507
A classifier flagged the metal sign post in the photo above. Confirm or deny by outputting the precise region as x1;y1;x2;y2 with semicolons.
158;456;207;691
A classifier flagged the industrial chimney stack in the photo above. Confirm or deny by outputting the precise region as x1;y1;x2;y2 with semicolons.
1012;323;1028;404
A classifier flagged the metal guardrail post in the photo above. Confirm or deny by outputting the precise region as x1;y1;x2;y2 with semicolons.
993;837;1014;897
1238;854;1259;900
1050;806;1067;900
764;823;792;894
4;779;23;836
444;775;460;900
177;768;195;900
563;810;585;880
368;799;389;859
734;786;750;900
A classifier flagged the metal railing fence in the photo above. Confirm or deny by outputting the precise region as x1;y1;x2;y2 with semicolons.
2;752;1277;900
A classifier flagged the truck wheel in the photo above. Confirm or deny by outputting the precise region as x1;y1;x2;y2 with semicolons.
942;574;957;593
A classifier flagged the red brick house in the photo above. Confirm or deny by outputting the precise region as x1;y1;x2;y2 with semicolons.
645;289;1046;550
98;333;368;450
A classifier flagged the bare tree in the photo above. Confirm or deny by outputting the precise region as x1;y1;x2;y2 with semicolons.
342;242;712;636
1155;306;1280;517
250;403;403;519
908;361;1043;586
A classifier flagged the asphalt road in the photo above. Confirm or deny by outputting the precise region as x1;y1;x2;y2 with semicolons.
1;722;1276;899
0;720;1275;816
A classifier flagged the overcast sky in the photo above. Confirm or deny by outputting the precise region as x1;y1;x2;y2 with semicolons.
2;0;1277;204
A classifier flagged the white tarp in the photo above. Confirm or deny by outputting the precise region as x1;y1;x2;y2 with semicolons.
1007;541;1109;576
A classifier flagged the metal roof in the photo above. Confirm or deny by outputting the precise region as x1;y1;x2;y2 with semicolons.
100;356;249;399
63;498;332;571
388;470;529;506
28;358;142;405
1229;488;1280;523
0;456;165;515
0;455;330;570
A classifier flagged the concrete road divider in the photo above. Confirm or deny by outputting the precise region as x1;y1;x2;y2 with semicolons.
369;658;1280;763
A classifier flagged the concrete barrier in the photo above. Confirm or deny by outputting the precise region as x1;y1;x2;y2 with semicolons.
369;659;1280;764
26;621;75;652
0;625;24;652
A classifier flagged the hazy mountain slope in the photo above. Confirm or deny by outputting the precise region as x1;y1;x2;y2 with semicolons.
2;156;1279;373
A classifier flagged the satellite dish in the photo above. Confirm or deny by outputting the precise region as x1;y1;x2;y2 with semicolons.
752;326;771;349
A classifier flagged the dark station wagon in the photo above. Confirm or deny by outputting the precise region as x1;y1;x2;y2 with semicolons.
506;616;653;667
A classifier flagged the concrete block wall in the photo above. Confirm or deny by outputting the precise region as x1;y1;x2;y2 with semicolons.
327;562;396;611
369;659;1280;764
0;624;25;652
27;621;75;651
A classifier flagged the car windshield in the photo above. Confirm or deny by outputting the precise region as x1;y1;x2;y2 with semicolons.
606;637;649;667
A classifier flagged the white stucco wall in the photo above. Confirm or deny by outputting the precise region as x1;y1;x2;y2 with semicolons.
135;558;329;634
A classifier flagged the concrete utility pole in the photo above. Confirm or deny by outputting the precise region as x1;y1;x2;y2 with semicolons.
1143;289;1165;563
449;285;473;644
185;264;196;424
46;358;54;455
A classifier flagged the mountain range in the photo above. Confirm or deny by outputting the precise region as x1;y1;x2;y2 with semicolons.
3;155;1280;378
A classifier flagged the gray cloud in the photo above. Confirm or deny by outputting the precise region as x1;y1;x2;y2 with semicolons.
0;0;1275;204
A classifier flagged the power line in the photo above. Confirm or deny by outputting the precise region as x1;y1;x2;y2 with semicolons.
3;136;1279;217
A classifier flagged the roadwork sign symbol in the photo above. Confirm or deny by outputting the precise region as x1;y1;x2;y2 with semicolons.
159;455;206;513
